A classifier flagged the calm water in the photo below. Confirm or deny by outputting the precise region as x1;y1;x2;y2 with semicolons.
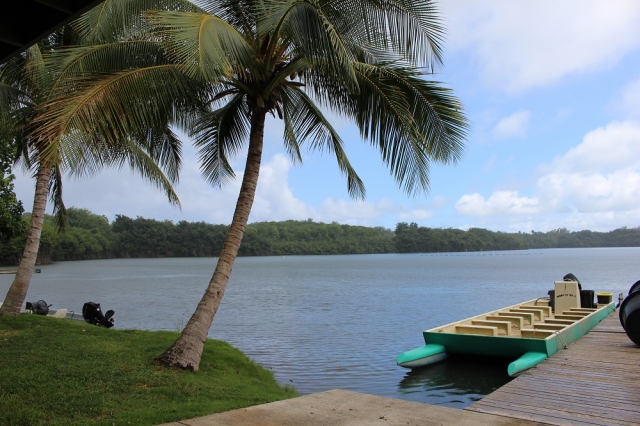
1;248;638;408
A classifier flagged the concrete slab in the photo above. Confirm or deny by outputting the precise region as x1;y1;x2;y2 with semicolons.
159;389;547;426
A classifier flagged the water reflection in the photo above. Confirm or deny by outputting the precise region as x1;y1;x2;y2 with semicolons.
397;356;512;408
1;248;636;409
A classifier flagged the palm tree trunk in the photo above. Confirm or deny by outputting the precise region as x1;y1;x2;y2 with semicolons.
0;161;51;316
156;107;267;370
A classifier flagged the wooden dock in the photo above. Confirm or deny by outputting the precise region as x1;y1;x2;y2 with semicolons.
466;314;640;425
158;313;638;426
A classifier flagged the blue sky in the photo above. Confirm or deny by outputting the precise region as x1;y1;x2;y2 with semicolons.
13;0;640;232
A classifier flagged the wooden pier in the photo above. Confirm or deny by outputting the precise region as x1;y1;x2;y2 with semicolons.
160;313;637;426
467;314;640;425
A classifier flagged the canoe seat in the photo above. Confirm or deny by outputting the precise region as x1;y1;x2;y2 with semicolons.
561;310;589;316
511;308;543;321
569;308;596;313
534;323;566;331
455;325;498;336
472;320;512;335
517;306;551;318
487;315;523;329
544;319;575;325
504;311;534;325
554;314;585;321
521;329;555;339
531;305;552;317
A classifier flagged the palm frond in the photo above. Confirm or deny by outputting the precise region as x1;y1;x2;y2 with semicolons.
0;55;29;92
73;0;204;44
60;131;182;206
281;86;365;200
35;64;202;156
115;138;182;207
0;83;32;141
45;41;171;97
135;126;183;183
191;93;250;187
303;61;427;195
0;83;29;110
24;45;52;96
147;10;255;81
258;0;358;91
377;65;467;164
322;0;445;69
196;0;257;35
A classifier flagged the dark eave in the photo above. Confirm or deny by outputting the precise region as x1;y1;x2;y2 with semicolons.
0;0;105;64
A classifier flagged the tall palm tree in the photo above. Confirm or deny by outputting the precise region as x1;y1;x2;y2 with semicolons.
0;28;184;316
33;0;468;370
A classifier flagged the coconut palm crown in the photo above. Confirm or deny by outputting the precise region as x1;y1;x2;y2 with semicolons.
0;26;184;316
28;0;468;369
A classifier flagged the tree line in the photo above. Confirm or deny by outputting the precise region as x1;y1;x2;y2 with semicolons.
1;209;637;266
394;222;640;253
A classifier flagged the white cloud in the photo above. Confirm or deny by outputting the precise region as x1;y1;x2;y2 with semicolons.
14;150;445;228
250;154;313;222
456;191;542;217
544;120;640;173
242;155;402;225
315;197;398;225
455;120;640;230
440;0;640;92
492;110;531;139
537;169;640;213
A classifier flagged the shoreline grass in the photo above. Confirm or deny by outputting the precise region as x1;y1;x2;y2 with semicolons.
0;315;297;425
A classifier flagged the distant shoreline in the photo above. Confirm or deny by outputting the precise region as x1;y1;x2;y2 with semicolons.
2;208;638;266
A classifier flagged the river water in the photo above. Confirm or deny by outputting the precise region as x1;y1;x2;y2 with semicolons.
1;247;637;408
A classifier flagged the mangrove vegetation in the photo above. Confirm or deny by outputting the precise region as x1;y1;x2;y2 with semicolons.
1;208;637;266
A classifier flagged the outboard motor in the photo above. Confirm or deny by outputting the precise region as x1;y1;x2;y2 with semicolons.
82;302;115;328
564;273;595;308
619;280;640;346
563;273;581;290
26;300;51;315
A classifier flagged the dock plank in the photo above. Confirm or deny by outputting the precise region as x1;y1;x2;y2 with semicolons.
467;314;640;425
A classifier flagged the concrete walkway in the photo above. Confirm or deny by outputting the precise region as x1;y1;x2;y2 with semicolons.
159;389;547;426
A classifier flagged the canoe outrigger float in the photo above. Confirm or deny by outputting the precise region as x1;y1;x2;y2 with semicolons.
397;279;616;377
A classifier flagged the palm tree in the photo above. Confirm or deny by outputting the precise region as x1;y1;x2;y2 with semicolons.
0;28;184;316
32;0;468;370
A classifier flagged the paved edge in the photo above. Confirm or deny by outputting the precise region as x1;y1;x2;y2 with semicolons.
158;389;549;426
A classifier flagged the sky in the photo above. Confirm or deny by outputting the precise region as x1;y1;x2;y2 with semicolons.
12;0;640;232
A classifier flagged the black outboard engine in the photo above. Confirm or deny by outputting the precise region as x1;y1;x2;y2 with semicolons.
26;300;51;315
619;280;640;346
82;302;115;328
563;273;581;290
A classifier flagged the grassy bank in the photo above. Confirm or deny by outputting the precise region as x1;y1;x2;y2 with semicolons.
0;315;297;425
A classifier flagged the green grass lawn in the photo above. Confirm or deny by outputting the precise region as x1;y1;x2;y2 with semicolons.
0;315;297;425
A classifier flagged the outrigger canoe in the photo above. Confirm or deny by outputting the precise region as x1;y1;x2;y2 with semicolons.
397;285;615;377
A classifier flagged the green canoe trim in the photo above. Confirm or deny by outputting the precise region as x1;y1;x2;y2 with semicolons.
396;344;447;367
507;351;547;377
